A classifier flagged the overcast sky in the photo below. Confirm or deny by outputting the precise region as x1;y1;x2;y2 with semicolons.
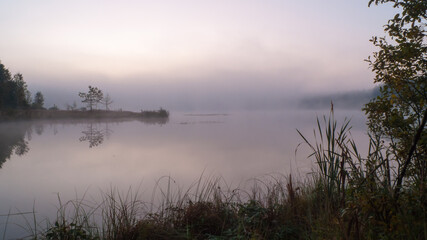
0;1;396;110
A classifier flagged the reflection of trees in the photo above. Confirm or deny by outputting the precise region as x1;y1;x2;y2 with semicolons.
78;118;168;148
139;118;169;126
79;123;105;148
0;123;31;168
104;122;114;139
34;124;44;135
0;118;169;165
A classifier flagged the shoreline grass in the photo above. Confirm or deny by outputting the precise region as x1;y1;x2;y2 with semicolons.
7;171;425;239
7;174;322;240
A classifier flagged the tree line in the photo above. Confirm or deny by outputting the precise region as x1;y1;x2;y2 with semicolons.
0;61;44;110
0;61;116;112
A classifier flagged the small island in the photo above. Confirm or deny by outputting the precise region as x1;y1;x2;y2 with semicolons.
0;108;169;120
0;62;169;121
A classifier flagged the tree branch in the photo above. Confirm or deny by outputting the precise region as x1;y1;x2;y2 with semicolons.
394;107;427;200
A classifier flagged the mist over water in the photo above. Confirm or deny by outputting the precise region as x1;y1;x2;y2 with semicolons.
31;78;375;112
0;109;368;238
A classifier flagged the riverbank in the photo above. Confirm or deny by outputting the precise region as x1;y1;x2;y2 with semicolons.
0;108;169;121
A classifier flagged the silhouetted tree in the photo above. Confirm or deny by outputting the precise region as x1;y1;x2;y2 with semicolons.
65;101;78;111
13;73;31;108
0;62;11;109
0;62;33;109
0;62;11;83
102;93;113;111
0;61;43;110
79;86;103;111
32;91;45;109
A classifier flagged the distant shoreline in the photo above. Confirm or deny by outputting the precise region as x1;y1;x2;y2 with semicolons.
0;109;169;121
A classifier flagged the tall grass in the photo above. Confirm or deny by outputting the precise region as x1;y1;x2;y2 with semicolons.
101;187;144;240
42;194;100;239
14;174;307;239
297;110;352;209
297;108;426;239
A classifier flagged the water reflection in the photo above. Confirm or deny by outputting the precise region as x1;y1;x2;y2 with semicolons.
78;117;169;148
0;122;31;168
34;123;45;136
0;118;169;167
138;117;169;125
79;123;105;148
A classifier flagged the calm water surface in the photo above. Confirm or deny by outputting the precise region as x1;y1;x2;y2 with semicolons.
0;110;368;238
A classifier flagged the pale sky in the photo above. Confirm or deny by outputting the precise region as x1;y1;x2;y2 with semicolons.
0;0;396;110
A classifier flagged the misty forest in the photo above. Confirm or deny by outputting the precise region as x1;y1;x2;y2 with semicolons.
0;0;426;239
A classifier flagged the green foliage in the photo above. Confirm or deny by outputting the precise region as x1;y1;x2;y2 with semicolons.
299;110;427;239
364;0;427;198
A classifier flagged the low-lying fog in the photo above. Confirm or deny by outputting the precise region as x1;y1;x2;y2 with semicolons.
30;77;376;112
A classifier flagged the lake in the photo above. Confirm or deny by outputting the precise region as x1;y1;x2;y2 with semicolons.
0;109;368;238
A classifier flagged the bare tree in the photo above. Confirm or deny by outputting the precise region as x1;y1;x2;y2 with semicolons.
65;101;77;111
102;93;113;111
72;101;77;111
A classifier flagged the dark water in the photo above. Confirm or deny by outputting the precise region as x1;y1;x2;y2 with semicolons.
0;110;368;238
